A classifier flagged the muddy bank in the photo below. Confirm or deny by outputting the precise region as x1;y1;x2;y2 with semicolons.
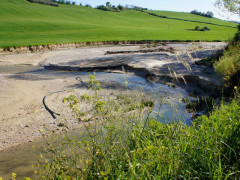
0;40;224;54
44;63;221;97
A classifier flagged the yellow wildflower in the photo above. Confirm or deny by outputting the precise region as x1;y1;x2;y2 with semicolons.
234;86;238;90
11;173;16;178
39;129;43;133
12;173;16;180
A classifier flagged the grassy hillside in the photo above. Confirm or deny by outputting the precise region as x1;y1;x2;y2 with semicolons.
0;0;238;47
145;10;236;27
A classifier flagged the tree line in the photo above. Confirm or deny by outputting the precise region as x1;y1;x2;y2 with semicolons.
96;2;148;12
26;0;59;7
51;0;77;5
27;0;86;7
27;0;149;11
190;10;214;18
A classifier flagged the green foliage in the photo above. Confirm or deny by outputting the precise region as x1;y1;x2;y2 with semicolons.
84;4;91;8
215;0;240;15
195;25;200;31
37;75;240;179
214;43;240;91
0;0;237;48
96;2;124;12
88;74;101;91
233;24;240;43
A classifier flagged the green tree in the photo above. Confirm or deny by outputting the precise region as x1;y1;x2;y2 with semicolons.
215;0;240;14
117;5;124;11
106;2;111;8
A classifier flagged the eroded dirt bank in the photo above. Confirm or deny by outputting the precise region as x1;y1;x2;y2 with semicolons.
43;43;225;96
0;40;223;55
0;43;225;151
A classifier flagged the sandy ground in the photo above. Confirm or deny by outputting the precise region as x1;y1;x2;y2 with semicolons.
0;46;141;150
0;43;226;151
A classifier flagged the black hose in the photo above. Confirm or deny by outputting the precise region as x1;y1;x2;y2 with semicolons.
42;77;84;119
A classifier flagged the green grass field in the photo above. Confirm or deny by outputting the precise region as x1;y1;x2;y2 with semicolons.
0;0;238;47
145;10;236;27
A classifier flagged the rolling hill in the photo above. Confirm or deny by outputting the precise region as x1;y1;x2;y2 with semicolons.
0;0;238;47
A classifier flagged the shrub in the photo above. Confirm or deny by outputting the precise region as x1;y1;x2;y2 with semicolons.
214;24;240;93
214;44;240;93
194;26;210;31
195;25;200;31
84;4;92;8
26;0;59;7
233;24;240;43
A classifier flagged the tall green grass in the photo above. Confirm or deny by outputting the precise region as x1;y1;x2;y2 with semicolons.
215;44;240;86
36;75;240;179
0;0;237;47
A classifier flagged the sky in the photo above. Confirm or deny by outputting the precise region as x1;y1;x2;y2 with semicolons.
73;0;239;21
